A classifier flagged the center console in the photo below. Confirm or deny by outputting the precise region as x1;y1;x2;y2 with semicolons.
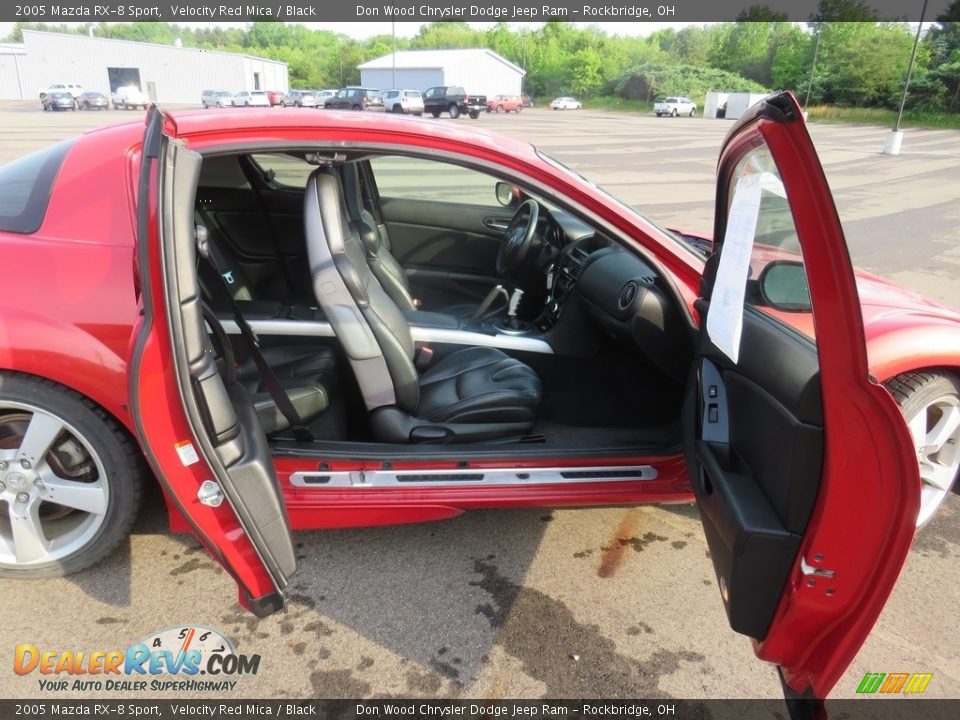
535;244;591;332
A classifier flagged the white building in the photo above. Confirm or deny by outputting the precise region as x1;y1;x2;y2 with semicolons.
1;30;288;103
359;49;525;98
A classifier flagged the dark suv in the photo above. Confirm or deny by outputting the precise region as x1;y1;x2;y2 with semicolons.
324;87;383;111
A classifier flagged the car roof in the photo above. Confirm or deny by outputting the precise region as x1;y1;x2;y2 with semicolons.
159;108;537;160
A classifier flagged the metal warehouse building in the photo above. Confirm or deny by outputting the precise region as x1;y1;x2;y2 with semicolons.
358;49;524;98
1;30;288;103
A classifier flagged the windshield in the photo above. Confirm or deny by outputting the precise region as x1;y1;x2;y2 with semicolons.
535;148;708;260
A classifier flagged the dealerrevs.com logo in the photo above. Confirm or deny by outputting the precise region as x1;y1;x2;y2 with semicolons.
13;626;260;693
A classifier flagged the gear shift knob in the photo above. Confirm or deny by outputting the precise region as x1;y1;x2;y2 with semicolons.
508;288;524;317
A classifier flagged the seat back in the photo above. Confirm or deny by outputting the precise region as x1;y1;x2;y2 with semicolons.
340;163;417;312
304;168;420;413
195;215;256;302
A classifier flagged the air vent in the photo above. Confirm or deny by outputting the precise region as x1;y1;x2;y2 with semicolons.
564;248;589;280
618;281;638;309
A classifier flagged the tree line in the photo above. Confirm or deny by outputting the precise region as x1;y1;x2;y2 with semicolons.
6;1;960;112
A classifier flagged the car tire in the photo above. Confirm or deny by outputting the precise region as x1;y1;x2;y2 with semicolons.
886;371;960;528
202;101;208;109
516;105;522;113
469;110;480;119
672;109;678;117
690;108;696;117
0;373;145;578
431;111;440;118
448;104;460;119
496;105;504;114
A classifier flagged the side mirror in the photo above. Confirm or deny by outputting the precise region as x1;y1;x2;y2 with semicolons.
758;260;811;312
495;182;519;207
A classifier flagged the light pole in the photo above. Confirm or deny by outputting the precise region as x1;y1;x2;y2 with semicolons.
804;29;821;110
392;21;396;89
884;0;929;155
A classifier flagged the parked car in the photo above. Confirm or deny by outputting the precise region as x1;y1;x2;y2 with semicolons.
283;90;317;108
382;89;424;115
551;96;582;110
201;90;234;109
111;86;150;110
522;93;534;108
423;86;486;119
41;92;77;111
324;87;383;111
38;83;82;103
265;90;286;107
77;92;109;111
232;91;271;108
655;96;698;117
1;93;957;706
315;89;337;107
486;95;523;114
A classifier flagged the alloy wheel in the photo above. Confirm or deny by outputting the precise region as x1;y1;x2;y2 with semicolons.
0;402;109;568
907;394;960;526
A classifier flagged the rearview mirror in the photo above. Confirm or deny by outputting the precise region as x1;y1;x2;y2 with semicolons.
495;182;519;207
758;261;811;312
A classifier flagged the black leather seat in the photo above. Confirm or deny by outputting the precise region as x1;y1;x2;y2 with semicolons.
195;221;339;437
339;164;504;320
305;167;541;443
235;346;337;435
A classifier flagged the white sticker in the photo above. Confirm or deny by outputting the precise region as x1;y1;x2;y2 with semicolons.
706;172;769;364
175;440;200;467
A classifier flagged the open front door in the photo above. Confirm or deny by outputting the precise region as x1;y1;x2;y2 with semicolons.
128;108;296;617
685;92;919;699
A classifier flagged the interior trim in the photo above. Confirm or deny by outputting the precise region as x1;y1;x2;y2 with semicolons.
289;464;657;488
219;318;555;354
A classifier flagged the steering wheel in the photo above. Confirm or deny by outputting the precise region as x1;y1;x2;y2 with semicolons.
497;199;539;275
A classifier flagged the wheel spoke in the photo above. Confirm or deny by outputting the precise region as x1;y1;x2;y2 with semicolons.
927;404;960;452
40;476;107;515
9;501;49;564
17;412;65;466
907;410;928;449
921;459;958;493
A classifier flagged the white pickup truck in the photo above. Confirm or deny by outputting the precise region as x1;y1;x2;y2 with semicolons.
111;86;150;110
654;96;698;117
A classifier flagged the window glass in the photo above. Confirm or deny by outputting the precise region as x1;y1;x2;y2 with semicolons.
370;156;501;206
0;139;73;233
717;142;815;344
249;154;313;188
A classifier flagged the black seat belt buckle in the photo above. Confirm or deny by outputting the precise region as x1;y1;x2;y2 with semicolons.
415;345;435;371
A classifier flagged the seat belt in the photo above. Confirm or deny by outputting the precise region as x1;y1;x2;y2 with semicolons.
196;224;313;441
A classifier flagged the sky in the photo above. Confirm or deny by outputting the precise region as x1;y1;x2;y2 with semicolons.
0;21;701;43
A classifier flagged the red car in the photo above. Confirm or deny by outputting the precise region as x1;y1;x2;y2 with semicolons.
486;94;523;113
265;90;285;107
0;92;957;702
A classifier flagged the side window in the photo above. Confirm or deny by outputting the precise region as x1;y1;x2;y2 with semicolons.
707;142;815;362
249;154;313;189
0;139;73;233
370;156;503;206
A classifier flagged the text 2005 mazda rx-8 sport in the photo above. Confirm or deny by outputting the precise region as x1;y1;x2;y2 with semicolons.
1;92;958;699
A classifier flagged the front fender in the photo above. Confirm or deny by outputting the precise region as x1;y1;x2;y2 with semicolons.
865;311;960;382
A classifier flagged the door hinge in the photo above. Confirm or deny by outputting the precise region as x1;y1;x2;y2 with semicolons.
197;480;224;507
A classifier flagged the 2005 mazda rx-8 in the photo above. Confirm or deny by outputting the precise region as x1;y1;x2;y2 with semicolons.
1;92;958;699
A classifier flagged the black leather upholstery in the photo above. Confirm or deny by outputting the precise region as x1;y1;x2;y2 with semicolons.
417;347;540;424
305;168;541;443
339;164;501;320
235;343;337;436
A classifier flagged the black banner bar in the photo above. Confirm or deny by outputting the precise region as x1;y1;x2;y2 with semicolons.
1;0;951;24
2;700;960;720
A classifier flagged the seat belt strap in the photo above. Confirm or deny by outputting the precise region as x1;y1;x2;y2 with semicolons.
196;225;313;441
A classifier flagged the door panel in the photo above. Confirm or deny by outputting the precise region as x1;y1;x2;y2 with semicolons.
688;91;918;698
129;110;296;617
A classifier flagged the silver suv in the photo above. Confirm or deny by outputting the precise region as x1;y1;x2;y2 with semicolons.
382;89;424;116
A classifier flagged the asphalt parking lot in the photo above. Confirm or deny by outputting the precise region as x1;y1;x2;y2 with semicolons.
0;100;958;701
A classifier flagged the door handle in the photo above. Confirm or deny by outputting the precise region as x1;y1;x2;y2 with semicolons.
483;218;510;232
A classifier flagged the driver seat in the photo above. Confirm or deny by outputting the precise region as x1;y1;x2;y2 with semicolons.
305;167;541;443
339;163;504;320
